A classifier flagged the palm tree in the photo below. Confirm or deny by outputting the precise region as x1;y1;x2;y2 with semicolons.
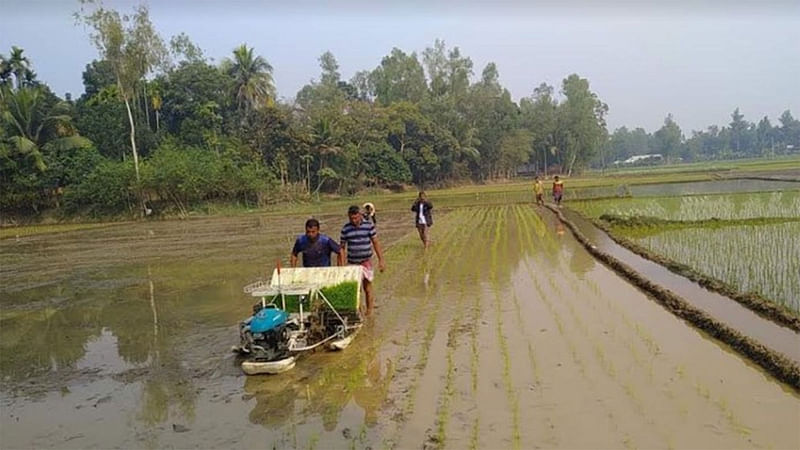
0;86;90;172
6;47;33;89
224;44;275;113
0;55;11;88
310;117;341;168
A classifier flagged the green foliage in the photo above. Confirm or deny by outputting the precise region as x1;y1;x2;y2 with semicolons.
42;137;101;188
81;59;116;97
320;281;359;311
274;281;359;313
223;44;275;114
157;60;231;145
64;159;137;215
361;141;412;185
654;114;683;163
558;74;608;174
0;82;99;214
76;85;129;160
141;140;276;212
370;48;427;106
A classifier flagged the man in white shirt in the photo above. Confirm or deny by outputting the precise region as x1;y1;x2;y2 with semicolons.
410;191;433;250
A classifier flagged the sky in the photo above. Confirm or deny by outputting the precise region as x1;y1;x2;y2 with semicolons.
2;0;799;133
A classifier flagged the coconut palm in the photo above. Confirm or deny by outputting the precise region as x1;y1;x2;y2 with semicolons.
0;55;11;88
224;44;275;113
0;86;90;171
4;47;34;89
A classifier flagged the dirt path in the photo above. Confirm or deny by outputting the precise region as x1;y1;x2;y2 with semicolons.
2;206;798;449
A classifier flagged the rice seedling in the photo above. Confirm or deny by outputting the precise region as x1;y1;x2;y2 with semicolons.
308;432;320;450
432;209;490;449
632;222;800;311
573;190;800;221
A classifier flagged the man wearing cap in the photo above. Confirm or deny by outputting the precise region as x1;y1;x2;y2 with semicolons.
340;205;386;316
362;202;377;225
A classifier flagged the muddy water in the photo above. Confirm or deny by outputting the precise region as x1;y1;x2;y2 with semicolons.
562;209;800;365
2;207;799;449
628;178;800;196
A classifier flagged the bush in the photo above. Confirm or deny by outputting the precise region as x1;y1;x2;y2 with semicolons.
142;141;277;212
64;160;137;215
142;143;217;211
362;141;412;185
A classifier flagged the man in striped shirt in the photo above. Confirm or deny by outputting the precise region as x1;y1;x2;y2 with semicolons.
340;205;386;316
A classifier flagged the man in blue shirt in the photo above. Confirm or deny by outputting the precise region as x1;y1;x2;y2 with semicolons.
290;218;342;268
341;205;386;316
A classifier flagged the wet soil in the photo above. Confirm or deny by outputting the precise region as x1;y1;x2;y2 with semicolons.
2;206;799;449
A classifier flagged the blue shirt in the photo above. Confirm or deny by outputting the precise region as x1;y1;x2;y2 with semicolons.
292;234;341;267
340;220;376;264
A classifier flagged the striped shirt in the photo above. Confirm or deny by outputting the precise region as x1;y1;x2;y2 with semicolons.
340;220;376;264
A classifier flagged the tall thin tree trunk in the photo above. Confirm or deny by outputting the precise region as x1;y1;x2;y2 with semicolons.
305;159;311;193
143;83;151;130
601;143;606;175
122;90;145;216
155;109;160;132
543;146;548;177
123;96;140;182
567;152;577;176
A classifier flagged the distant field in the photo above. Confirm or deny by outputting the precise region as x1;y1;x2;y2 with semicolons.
596;155;800;176
0;222;122;240
573;185;800;312
571;191;800;221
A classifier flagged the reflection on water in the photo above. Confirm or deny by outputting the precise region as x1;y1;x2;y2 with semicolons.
566;178;800;200
0;215;302;419
0;212;413;443
0;206;582;446
629;179;800;197
244;340;395;431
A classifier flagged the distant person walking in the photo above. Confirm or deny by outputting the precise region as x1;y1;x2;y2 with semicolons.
362;202;377;225
552;176;564;207
533;176;545;206
411;191;433;249
340;205;385;316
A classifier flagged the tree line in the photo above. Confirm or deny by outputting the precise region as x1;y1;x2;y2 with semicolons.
603;109;800;167
1;3;797;218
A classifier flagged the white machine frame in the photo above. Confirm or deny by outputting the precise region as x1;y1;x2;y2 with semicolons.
242;266;363;353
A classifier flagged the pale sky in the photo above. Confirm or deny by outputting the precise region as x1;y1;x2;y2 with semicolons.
3;0;799;133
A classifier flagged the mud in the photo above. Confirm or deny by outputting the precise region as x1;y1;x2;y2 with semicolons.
2;205;799;449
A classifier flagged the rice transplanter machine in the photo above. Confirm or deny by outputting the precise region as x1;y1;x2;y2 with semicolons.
234;265;363;374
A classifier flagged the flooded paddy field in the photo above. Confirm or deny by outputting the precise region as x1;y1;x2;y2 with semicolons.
570;184;800;314
571;190;800;221
635;222;800;311
2;203;799;449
